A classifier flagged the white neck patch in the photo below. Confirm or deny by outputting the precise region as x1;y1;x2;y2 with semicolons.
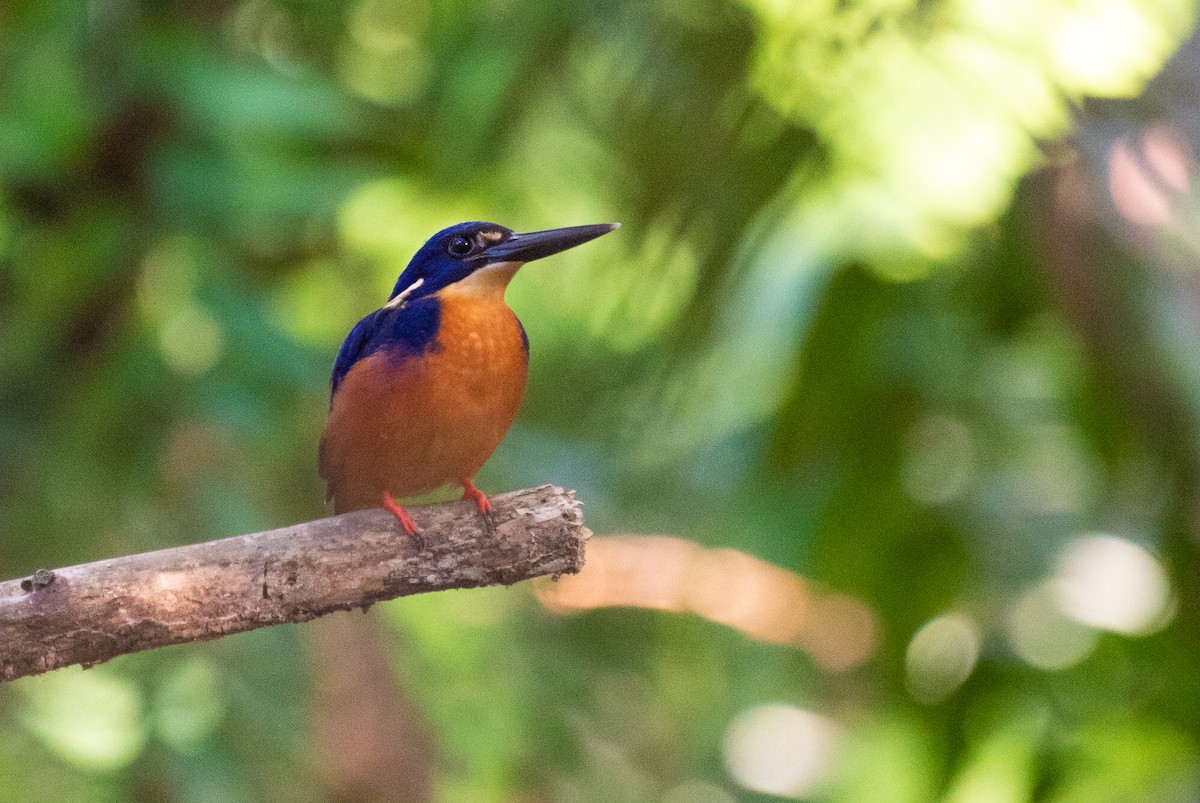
385;277;425;309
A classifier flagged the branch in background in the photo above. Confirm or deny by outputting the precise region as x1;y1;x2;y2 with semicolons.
537;534;879;671
0;485;588;682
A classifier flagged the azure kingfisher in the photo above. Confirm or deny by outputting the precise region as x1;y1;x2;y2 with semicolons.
319;220;619;534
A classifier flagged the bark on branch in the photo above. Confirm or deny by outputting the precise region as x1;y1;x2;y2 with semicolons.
0;485;588;682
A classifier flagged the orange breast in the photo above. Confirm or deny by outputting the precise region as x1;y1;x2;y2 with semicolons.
319;293;528;513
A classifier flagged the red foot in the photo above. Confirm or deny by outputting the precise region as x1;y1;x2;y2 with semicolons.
382;491;418;535
461;478;492;515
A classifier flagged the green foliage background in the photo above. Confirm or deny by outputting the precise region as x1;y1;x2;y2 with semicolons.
3;0;1200;800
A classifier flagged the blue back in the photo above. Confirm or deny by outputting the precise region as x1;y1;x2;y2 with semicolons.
330;296;441;397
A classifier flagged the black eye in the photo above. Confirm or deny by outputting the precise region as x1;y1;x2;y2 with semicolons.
447;235;473;257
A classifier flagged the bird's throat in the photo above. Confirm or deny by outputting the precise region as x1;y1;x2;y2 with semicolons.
442;261;522;300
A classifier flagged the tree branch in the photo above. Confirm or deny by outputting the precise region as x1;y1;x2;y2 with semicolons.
0;485;588;682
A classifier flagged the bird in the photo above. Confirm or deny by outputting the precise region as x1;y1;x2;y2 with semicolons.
319;220;619;534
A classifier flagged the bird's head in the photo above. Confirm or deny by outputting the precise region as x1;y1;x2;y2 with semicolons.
386;221;619;306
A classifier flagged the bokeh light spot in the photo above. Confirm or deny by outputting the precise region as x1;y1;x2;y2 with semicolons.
272;258;368;348
798;593;881;673
722;704;841;799
1110;124;1192;226
339;178;419;258
1008;581;1099;670
1142;124;1193;193
349;0;429;51
337;0;432;105
18;668;146;771
337;38;430;108
906;613;980;704
903;414;977;505
1053;535;1172;635
337;178;472;279
153;659;225;752
1048;3;1170;97
159;305;224;375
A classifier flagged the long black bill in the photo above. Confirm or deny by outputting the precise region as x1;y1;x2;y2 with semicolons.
483;222;619;264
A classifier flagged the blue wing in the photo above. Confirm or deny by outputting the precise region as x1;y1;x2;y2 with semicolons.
329;297;443;398
329;314;378;397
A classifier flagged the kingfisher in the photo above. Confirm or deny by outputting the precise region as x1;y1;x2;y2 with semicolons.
319;220;619;533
